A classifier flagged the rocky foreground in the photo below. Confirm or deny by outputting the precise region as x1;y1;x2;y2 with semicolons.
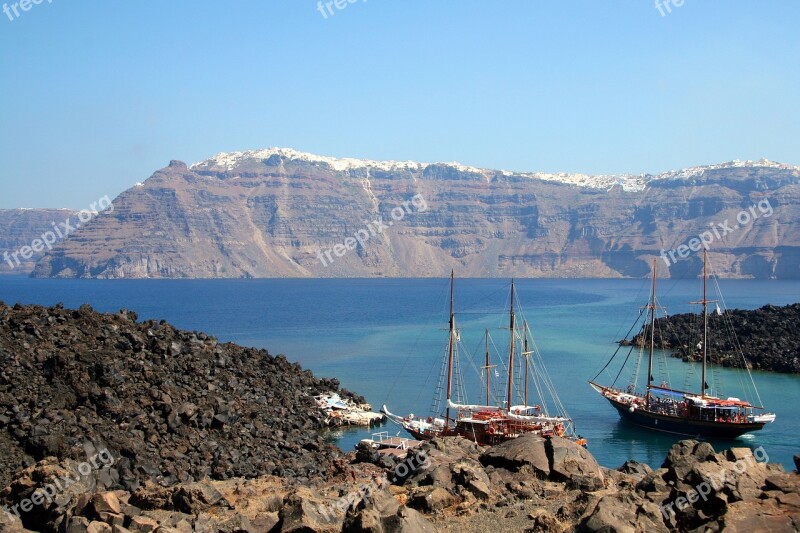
1;435;798;532
628;303;800;373
0;302;797;532
0;302;363;493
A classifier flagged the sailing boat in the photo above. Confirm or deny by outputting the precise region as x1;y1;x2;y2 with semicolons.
383;271;582;446
589;251;776;438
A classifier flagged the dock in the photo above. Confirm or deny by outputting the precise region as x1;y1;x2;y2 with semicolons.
359;431;422;457
314;393;387;427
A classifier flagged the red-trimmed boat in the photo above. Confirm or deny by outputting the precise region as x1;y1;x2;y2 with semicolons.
383;272;584;447
589;252;775;438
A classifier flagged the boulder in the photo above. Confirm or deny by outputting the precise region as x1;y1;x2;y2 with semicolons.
635;467;670;498
465;479;492;501
66;517;92;533
1;457;98;531
408;486;457;513
170;482;229;513
86;522;113;533
764;472;800;494
0;510;25;533
345;489;437;533
726;447;754;463
581;492;669;533
91;492;122;514
127;516;158;533
663;440;715;468
617;460;652;478
383;506;437;533
547;437;604;491
661;440;718;485
479;434;550;478
721;499;797;532
280;487;342;533
250;512;279;532
403;438;491;501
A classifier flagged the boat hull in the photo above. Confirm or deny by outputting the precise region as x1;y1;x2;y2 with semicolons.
402;420;562;447
605;396;766;439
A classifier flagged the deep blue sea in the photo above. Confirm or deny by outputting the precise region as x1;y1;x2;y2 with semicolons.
0;276;797;471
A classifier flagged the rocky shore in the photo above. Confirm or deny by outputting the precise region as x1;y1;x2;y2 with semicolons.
626;303;800;373
0;302;364;493
0;302;797;532
2;435;798;532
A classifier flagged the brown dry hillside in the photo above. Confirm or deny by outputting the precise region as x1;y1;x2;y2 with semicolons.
29;151;800;279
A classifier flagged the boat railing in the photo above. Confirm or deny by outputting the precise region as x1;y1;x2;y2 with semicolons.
372;431;390;442
371;431;413;450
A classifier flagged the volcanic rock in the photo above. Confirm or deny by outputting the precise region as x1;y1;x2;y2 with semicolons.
0;301;362;528
628;303;800;373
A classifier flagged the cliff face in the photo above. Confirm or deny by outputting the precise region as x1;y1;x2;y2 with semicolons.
0;209;78;275
30;150;800;279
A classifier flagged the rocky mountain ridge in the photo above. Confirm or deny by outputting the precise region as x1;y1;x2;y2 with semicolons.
0;209;78;275
24;149;800;279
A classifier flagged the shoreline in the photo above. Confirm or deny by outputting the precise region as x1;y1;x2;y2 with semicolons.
0;302;797;531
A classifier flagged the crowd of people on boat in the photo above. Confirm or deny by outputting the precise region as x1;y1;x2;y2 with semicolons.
607;387;752;424
646;396;686;417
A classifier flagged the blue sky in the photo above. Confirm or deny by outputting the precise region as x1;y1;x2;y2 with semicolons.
1;1;798;208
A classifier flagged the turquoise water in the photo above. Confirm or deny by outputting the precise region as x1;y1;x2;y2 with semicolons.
0;276;797;471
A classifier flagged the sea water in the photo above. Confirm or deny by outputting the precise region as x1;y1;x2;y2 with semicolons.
0;276;797;470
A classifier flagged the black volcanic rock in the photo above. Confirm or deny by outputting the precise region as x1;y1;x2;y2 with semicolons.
0;301;357;493
628;303;800;373
2;434;798;532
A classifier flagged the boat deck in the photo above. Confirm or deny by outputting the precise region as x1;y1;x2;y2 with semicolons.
362;431;423;456
374;436;422;449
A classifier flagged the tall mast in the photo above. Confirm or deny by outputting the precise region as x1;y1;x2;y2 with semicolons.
485;329;491;406
523;320;529;408
444;270;455;430
702;251;708;398
506;280;516;411
688;251;715;398
645;259;657;404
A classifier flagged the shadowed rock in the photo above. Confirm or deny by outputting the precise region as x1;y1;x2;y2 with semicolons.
479;435;550;478
546;436;605;491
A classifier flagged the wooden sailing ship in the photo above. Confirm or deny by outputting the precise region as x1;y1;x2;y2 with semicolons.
589;251;776;438
383;271;583;446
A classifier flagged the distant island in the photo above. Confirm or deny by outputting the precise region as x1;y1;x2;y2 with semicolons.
627;303;800;373
1;149;798;279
